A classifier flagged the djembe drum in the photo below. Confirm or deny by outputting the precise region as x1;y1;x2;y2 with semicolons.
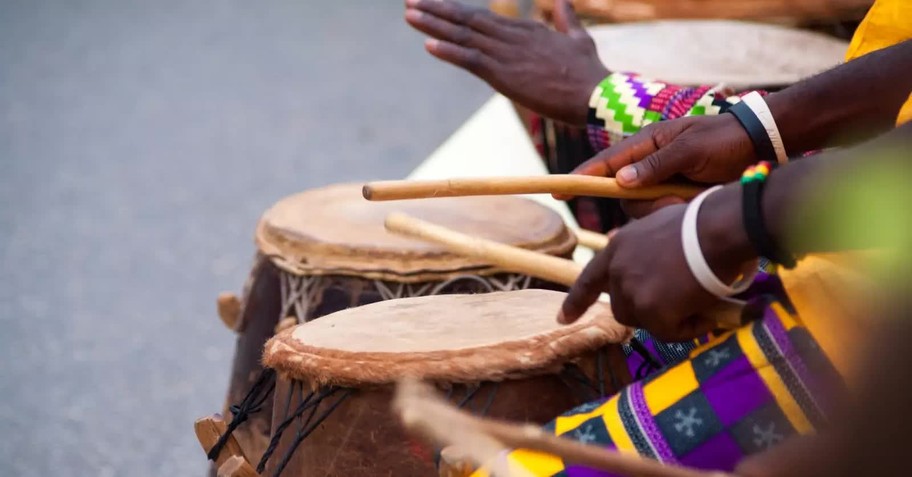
531;0;873;26
216;183;577;464
258;289;632;476
531;20;849;230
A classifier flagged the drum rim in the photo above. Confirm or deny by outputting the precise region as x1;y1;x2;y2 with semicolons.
262;290;631;387
254;183;578;282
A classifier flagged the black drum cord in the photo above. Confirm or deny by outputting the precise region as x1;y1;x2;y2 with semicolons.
207;368;277;462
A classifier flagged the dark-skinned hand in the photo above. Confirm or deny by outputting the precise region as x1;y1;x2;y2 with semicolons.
558;185;756;342
561;113;757;218
404;0;609;126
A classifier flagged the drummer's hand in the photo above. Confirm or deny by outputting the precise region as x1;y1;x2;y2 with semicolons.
563;114;755;217
404;0;608;126
558;186;754;342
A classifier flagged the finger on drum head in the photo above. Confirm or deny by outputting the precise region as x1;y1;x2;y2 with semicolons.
560;251;611;324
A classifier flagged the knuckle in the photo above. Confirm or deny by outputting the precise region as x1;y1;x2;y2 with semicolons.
650;123;678;146
580;34;597;50
640;154;663;177
467;9;491;28
454;25;472;45
531;22;549;35
464;49;483;70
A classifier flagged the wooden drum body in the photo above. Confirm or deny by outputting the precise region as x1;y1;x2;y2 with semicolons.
220;183;577;462
260;290;633;476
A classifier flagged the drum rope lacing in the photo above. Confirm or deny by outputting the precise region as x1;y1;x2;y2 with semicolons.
207;368;277;462
211;340;630;475
279;272;536;324
259;386;355;476
219;269;596;474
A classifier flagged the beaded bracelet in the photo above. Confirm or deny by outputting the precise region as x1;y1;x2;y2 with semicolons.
741;161;797;269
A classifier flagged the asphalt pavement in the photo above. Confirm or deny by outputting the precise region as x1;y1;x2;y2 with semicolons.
0;1;491;475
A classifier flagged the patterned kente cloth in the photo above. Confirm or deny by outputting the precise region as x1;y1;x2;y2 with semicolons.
549;72;762;233
470;296;844;476
586;72;743;153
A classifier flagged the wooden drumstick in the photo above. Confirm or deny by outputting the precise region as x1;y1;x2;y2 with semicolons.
395;378;732;477
384;213;743;329
386;212;583;287
363;176;703;201
575;228;610;252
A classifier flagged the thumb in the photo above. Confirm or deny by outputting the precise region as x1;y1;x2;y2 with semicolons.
553;0;583;35
553;133;661;201
615;142;693;188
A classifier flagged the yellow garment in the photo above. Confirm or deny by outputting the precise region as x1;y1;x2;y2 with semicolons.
778;253;879;387
785;1;910;382
899;93;912;126
845;0;912;125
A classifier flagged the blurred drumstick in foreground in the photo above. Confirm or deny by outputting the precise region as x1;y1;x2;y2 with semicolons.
394;378;731;477
363;176;703;201
385;212;743;329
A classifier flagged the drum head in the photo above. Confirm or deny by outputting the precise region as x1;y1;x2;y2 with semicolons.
263;289;631;386
589;20;848;88
256;183;576;280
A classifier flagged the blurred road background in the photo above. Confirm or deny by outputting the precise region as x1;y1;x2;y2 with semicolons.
0;1;491;475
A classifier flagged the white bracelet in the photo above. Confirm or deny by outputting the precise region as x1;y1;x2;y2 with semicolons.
681;186;755;298
740;91;788;164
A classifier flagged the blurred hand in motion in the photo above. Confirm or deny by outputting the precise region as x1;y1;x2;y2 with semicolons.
564;114;756;217
404;0;608;126
558;186;755;342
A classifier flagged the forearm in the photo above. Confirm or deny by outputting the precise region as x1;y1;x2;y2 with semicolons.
767;39;912;154
767;121;912;254
700;122;912;270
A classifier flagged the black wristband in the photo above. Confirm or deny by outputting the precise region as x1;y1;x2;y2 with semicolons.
741;165;798;269
728;101;778;163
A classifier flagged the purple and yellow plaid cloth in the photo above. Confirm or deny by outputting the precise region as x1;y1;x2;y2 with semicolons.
471;298;843;476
